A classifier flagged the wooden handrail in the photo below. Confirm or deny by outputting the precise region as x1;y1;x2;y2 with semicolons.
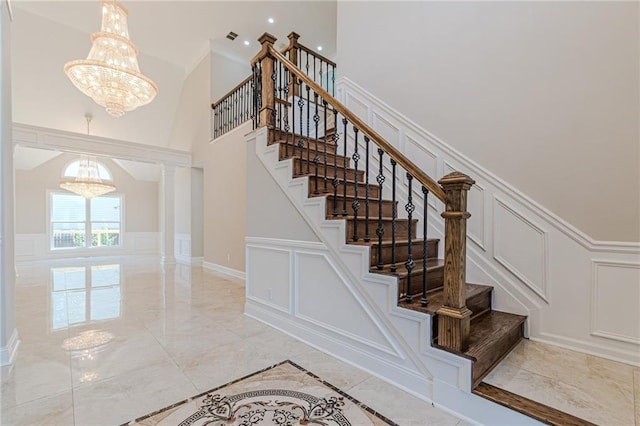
267;44;445;202
211;74;253;109
296;43;337;68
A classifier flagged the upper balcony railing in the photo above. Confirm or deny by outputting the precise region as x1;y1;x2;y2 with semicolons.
211;32;336;140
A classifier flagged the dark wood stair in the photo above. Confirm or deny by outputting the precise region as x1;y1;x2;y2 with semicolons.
269;128;527;403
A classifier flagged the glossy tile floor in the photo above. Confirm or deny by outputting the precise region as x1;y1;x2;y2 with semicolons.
1;256;467;426
485;339;640;425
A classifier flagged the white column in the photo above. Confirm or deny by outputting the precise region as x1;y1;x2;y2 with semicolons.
0;0;19;366
160;164;176;264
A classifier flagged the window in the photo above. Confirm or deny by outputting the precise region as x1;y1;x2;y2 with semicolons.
50;193;122;249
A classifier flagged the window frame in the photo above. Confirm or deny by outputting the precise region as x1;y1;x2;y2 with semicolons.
48;190;125;252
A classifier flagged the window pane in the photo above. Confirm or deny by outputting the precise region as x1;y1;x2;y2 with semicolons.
51;193;86;222
91;197;120;222
91;223;120;247
91;265;120;287
91;287;121;321
52;223;85;248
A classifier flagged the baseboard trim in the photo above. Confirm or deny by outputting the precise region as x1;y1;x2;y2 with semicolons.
0;329;20;367
176;255;203;266
245;300;434;401
202;261;246;281
533;333;640;367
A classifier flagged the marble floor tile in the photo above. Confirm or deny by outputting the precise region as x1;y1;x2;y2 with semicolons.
634;369;640;426
290;349;371;391
1;391;74;426
347;376;461;426
72;360;198;426
14;256;635;426
485;340;636;425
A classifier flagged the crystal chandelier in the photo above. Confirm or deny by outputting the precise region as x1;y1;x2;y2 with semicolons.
60;155;116;198
59;115;117;198
64;0;158;118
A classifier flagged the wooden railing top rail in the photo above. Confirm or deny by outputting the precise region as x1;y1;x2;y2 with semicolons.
211;74;253;109
286;38;337;68
265;44;445;202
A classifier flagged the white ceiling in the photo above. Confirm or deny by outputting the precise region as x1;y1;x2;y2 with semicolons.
13;0;337;74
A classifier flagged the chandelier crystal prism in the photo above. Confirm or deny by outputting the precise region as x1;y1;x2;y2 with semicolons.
64;0;158;118
60;155;116;199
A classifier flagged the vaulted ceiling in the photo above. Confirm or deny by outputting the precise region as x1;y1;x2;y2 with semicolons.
10;1;337;173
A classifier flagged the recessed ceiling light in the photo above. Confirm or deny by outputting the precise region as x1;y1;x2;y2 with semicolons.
244;40;250;46
317;46;323;51
268;18;274;24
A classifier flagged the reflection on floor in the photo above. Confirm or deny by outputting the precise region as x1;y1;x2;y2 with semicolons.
484;339;640;425
1;256;467;426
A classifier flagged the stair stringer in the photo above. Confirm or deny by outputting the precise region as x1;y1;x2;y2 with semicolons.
247;127;541;425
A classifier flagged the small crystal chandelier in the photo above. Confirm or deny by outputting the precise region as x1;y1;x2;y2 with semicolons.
59;115;116;199
64;0;158;118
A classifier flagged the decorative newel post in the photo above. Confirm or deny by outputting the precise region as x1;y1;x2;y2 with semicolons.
251;33;277;130
436;171;475;352
287;32;300;97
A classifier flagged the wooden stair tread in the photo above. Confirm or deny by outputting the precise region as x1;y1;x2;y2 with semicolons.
465;310;526;361
473;382;597;426
399;283;492;315
372;258;444;276
328;215;416;222
349;238;439;248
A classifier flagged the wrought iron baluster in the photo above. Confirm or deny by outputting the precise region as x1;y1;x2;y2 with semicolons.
322;101;328;193
341;117;348;216
352;127;360;241
283;69;290;157
421;186;429;307
306;84;311;173
405;174;415;303
331;65;335;97
297;79;304;175
390;159;397;273
332;110;339;216
278;61;283;139
364;136;371;242
271;66;277;136
313;92;320;194
376;149;385;270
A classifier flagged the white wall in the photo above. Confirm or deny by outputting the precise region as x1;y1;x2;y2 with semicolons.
200;122;250;276
211;52;252;103
169;53;211;154
336;1;639;242
11;9;184;147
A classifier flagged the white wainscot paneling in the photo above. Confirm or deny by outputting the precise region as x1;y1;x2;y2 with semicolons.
344;92;369;123
406;134;438;179
174;233;191;257
295;251;398;355
131;232;159;253
372;111;401;149
247;246;291;313
493;197;548;301
591;261;640;344
15;234;43;257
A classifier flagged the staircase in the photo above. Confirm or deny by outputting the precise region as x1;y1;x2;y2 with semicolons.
213;31;565;424
269;126;526;389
